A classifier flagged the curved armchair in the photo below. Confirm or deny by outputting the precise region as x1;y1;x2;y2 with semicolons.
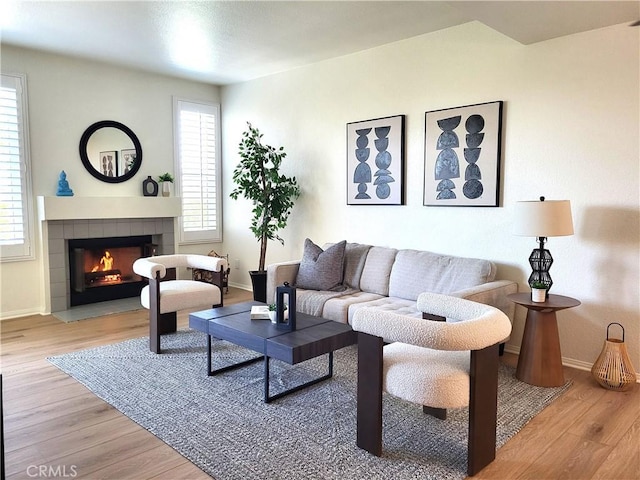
133;254;227;353
351;292;511;476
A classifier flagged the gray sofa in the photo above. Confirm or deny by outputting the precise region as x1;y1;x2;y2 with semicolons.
266;242;518;327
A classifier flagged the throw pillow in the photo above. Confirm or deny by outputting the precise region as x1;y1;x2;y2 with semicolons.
295;238;347;291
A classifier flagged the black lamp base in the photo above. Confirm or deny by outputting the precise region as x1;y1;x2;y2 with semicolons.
528;243;553;292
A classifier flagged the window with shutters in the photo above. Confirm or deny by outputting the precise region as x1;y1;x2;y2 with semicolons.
173;98;222;244
0;73;34;262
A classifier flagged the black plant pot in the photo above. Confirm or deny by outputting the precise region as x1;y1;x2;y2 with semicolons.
249;270;267;303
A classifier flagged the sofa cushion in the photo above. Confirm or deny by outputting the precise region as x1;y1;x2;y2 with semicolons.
295;238;347;291
359;246;398;296
321;290;384;323
388;250;496;300
343;243;372;289
348;296;421;325
296;287;358;317
141;280;221;314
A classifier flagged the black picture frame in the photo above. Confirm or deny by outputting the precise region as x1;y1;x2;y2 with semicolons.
119;149;137;176
98;150;118;178
424;101;503;207
346;114;405;205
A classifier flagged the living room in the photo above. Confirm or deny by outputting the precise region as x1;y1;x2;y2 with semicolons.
0;1;639;478
2;0;638;378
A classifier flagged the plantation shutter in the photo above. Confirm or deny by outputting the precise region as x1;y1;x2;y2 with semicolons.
175;99;222;243
0;73;33;261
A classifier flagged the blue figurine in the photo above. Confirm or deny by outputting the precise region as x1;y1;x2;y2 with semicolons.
56;170;74;196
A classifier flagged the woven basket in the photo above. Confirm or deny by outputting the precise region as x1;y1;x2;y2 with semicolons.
591;323;637;391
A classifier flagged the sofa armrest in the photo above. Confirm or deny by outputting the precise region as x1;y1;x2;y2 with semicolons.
266;260;300;304
448;280;518;324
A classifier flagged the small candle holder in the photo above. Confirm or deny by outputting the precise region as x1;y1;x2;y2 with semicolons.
275;282;296;331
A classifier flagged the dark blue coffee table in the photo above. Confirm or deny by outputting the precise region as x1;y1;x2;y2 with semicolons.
189;301;356;402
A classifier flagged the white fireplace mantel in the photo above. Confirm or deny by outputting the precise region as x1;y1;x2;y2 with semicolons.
37;196;181;221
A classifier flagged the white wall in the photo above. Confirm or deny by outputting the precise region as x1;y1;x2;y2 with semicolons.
0;45;220;317
220;22;639;370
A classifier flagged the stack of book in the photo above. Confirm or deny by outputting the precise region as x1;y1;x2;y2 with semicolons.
250;305;270;320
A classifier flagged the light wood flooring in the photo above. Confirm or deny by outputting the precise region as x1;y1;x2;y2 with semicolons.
1;287;638;479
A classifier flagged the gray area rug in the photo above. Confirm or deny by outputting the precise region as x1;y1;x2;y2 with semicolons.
48;330;571;480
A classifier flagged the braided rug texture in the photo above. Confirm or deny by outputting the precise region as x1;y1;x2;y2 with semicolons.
48;330;570;480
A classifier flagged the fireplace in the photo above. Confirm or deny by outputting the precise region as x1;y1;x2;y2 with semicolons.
68;235;154;306
38;196;181;313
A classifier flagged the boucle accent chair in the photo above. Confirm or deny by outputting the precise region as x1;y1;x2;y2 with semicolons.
133;254;227;353
351;292;512;476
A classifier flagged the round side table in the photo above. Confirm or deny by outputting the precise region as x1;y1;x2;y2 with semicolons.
508;293;581;387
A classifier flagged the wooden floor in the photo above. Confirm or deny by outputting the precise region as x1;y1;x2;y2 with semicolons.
1;287;638;480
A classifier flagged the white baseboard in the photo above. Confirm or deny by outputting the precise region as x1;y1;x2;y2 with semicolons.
504;344;640;382
227;281;252;292
0;307;43;321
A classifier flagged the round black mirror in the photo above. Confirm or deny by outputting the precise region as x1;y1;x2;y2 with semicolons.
79;120;142;183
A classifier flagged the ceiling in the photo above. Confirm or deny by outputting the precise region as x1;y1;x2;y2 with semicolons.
1;1;638;85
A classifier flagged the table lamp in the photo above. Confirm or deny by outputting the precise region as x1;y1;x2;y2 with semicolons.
513;196;574;294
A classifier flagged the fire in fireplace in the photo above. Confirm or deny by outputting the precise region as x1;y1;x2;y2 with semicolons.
68;235;154;306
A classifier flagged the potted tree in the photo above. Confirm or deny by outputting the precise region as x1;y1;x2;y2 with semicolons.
230;122;300;302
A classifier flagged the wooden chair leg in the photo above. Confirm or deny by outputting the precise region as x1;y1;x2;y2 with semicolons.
356;332;384;456
467;343;500;476
148;272;178;354
159;312;177;333
423;406;447;420
149;309;160;354
149;311;177;354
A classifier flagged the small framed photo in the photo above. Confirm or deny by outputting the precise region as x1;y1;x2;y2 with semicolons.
119;149;137;176
99;151;118;178
424;101;503;207
346;114;405;205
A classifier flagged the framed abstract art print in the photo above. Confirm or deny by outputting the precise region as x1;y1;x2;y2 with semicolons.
346;114;405;205
424;101;503;207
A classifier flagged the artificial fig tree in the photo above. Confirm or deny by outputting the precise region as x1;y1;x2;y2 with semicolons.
230;122;300;273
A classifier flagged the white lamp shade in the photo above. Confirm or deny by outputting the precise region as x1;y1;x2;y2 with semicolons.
513;199;574;237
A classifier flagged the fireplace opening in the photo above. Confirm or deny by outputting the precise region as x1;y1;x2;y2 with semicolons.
68;235;154;306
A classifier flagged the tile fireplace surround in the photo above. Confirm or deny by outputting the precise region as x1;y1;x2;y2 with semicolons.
38;196;181;313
